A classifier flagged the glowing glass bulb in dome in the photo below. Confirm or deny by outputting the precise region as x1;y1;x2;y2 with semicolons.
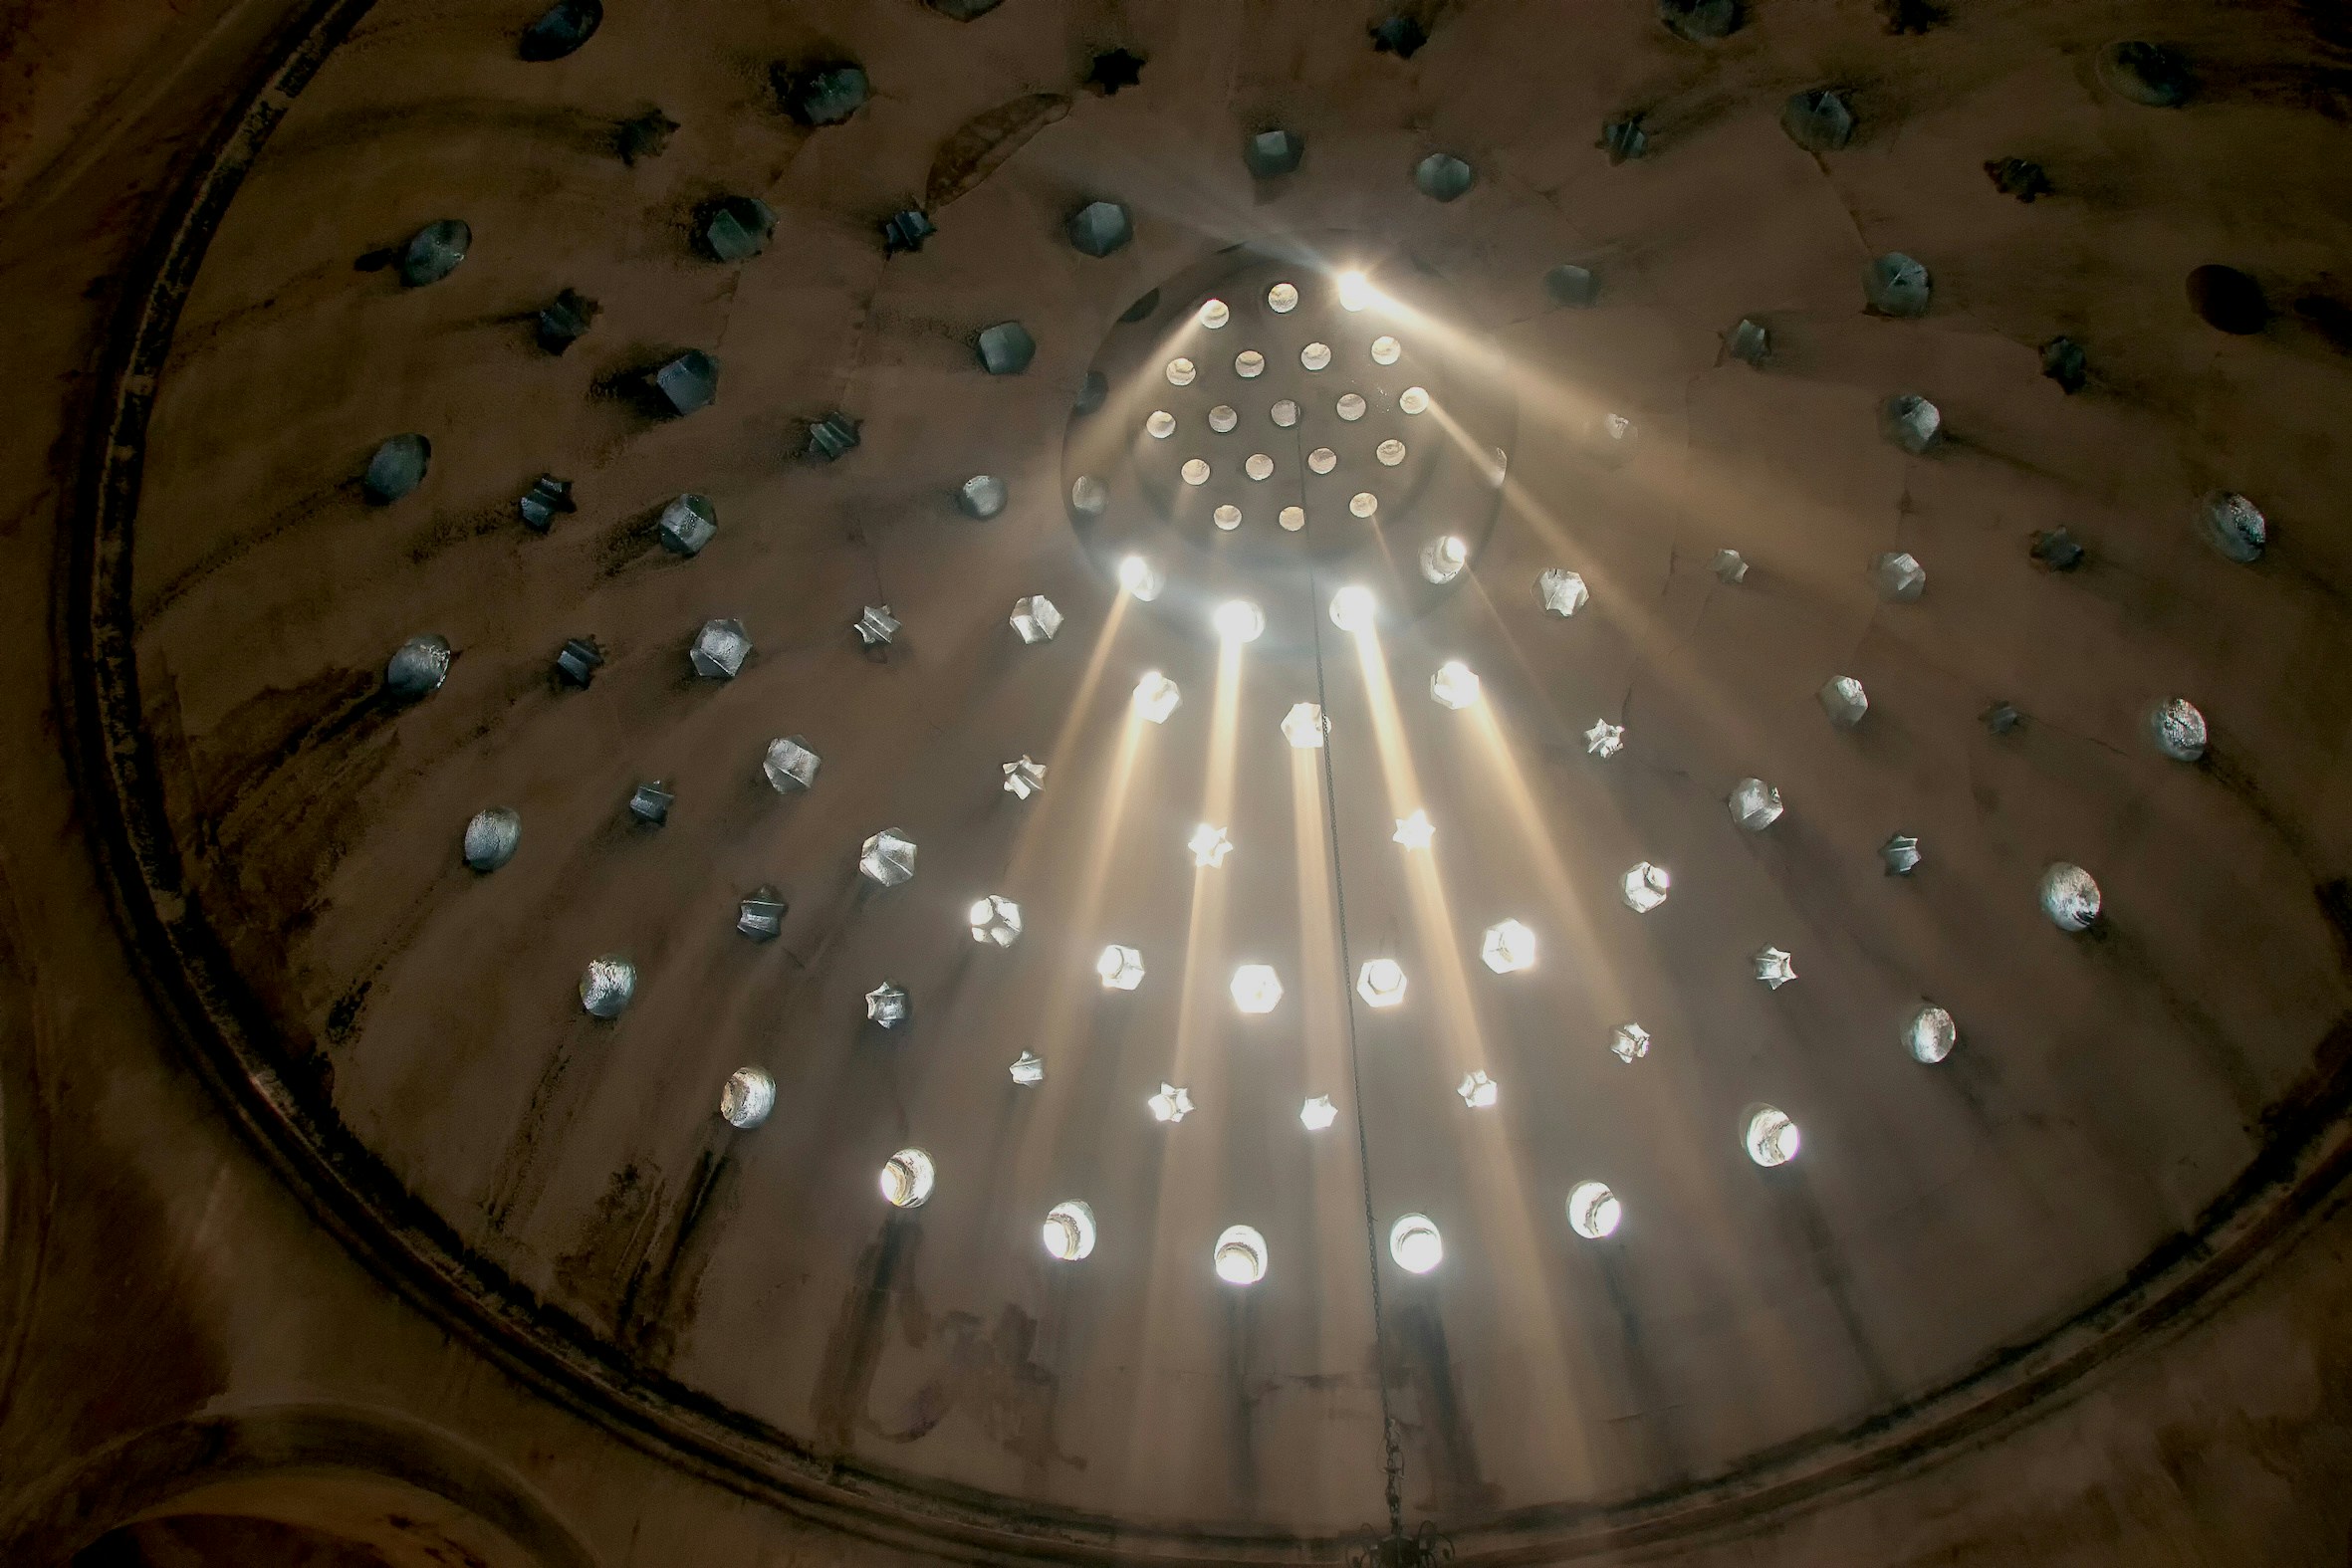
1430;660;1482;710
1214;599;1266;643
1357;959;1409;1008
1338;270;1373;311
1215;1225;1268;1285
1481;919;1536;974
1133;671;1181;723
1096;945;1145;991
1746;1105;1801;1167
1230;964;1284;1014
1567;1182;1621;1239
1118;556;1164;601
1042;1201;1096;1261
1329;584;1376;632
1389;1214;1443;1273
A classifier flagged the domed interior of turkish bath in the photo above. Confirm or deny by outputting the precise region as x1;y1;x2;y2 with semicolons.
5;1;2352;1564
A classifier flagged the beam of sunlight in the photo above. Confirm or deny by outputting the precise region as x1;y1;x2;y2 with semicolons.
1169;636;1246;1080
1494;474;1782;771
1345;623;1480;1070
1460;701;1633;1019
1289;742;1387;1512
1003;595;1148;1098
1020;711;1147;1079
1006;593;1129;887
1463;696;1815;1432
1291;750;1350;1126
1120;635;1248;1509
1345;622;1593;1488
1346;282;1832;780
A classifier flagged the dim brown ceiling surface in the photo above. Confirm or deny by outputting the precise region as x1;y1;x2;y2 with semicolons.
71;0;2352;1558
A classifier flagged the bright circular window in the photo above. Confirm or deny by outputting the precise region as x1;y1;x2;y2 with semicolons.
1389;1214;1444;1273
1566;1182;1621;1239
880;1148;935;1208
1214;1224;1268;1284
1043;1201;1097;1261
1744;1106;1800;1168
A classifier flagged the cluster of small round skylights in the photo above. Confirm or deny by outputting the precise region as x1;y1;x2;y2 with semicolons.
1123;276;1433;545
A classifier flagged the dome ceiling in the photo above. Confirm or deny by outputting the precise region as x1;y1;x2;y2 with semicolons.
73;0;2352;1558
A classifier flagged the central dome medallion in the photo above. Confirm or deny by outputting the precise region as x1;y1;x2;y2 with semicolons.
1063;243;1519;651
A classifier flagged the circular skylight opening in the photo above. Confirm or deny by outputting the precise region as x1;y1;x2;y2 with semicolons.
2040;862;2102;930
1338;271;1373;311
1267;282;1299;313
1043;1201;1097;1261
1215;1225;1269;1284
1146;409;1176;439
1399;385;1429;414
1421;536;1468;583
1246;453;1274;481
719;1066;775;1129
1376;438;1406;466
1330;586;1376;631
1213;504;1241;530
1308;447;1338;474
1199;298;1231;329
1350;492;1378;518
1371;335;1402;364
1209;404;1239;433
1166;356;1196;386
1566;1182;1622;1239
580;956;635;1017
2201;490;2267;561
1236;349;1265;378
880;1148;935;1207
1744;1106;1800;1167
1181;458;1210;486
1389;1214;1443;1273
384;633;451;698
1301;341;1332;370
1280;506;1305;532
1336;393;1366;421
2150;697;2209;761
1214;599;1267;643
1907;1003;1958;1063
1118;556;1164;600
462;807;521;872
1271;398;1299;427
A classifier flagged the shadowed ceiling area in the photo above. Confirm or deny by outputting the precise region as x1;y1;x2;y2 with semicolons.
37;0;2352;1561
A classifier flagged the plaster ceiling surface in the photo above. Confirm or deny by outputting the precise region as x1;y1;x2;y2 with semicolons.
82;0;2352;1555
